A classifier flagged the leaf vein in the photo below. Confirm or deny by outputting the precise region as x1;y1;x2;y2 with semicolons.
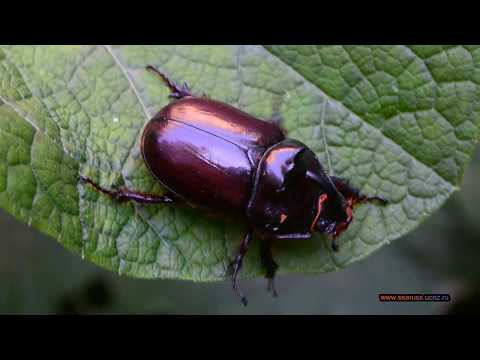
260;45;456;186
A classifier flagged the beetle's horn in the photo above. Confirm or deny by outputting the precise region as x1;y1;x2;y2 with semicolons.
306;171;346;204
307;170;349;222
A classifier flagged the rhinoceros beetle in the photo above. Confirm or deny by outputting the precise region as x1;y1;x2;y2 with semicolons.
81;65;387;305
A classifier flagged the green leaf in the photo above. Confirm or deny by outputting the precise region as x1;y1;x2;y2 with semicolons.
0;45;479;280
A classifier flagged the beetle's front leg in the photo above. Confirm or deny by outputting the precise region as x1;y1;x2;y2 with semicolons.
230;229;253;306
146;65;192;99
80;175;176;204
331;176;388;205
260;237;279;297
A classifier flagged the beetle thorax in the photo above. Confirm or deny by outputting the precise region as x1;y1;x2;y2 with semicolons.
247;139;327;239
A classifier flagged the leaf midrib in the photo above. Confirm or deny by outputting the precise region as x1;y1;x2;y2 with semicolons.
99;44;457;190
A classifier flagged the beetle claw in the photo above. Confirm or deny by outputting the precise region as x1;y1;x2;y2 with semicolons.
267;279;278;298
232;261;248;306
169;90;191;100
230;230;252;306
168;92;182;99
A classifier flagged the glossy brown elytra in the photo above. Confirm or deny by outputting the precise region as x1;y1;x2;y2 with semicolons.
81;65;388;305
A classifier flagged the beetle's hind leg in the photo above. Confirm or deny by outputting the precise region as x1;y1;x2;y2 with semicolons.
80;175;176;204
229;229;253;306
260;238;279;298
146;65;192;99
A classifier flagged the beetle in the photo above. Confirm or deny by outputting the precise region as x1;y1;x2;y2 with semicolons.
81;65;387;305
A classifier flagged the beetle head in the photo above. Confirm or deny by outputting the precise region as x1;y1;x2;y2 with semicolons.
313;179;386;242
308;173;366;241
312;193;353;239
318;196;354;239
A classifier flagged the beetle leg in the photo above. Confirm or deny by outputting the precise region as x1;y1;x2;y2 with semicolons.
360;194;388;205
331;176;388;205
260;239;279;298
146;65;192;99
80;175;176;204
331;237;339;252
231;229;253;306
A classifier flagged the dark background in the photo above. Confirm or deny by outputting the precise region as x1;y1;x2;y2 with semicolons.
1;149;479;315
